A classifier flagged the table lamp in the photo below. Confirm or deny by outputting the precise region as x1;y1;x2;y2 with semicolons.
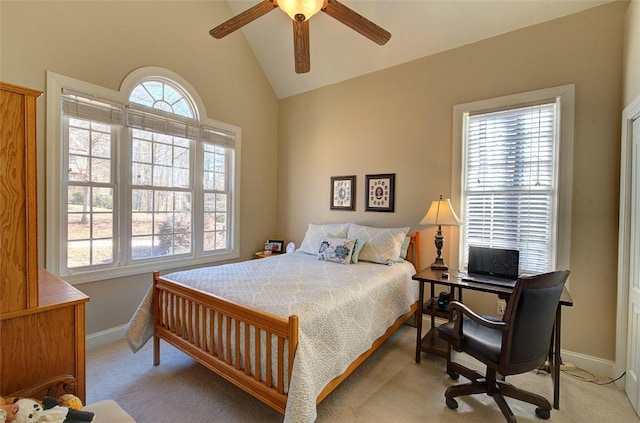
420;195;462;270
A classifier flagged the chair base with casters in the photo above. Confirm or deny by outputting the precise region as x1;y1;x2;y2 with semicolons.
437;270;570;423
443;360;551;422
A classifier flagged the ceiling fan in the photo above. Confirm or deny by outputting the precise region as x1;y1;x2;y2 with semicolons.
210;0;391;74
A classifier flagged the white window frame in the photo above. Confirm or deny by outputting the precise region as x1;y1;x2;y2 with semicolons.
46;69;241;284
452;85;574;273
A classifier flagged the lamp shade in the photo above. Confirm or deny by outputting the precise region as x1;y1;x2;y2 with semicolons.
420;197;462;226
278;0;324;21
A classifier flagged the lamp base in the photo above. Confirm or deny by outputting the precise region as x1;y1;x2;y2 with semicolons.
430;257;449;271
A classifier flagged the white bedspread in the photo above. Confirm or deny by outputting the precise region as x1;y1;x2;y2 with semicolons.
126;252;418;423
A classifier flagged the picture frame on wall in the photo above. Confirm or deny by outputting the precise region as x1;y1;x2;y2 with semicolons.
330;175;356;210
365;173;395;212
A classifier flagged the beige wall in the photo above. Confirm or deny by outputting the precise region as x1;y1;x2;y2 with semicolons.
278;1;627;361
624;0;640;106
0;1;280;334
0;0;631;363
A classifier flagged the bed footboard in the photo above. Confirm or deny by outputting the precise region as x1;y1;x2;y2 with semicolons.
152;272;298;414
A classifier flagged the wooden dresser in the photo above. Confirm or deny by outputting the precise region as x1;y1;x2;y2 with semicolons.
0;82;89;401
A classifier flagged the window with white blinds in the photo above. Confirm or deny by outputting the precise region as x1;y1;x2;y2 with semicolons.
456;85;574;276
46;70;241;283
463;103;558;274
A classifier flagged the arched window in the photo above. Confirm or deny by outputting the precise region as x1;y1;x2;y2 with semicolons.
129;79;196;118
46;69;241;283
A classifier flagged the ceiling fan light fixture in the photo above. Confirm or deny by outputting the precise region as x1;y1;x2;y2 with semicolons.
278;0;324;22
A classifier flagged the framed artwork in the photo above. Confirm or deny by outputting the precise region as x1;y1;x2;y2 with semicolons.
365;173;395;212
267;239;284;253
330;175;356;211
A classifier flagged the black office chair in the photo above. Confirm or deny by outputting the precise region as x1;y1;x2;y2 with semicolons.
437;270;570;422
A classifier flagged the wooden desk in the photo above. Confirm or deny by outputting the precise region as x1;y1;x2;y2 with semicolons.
412;268;573;410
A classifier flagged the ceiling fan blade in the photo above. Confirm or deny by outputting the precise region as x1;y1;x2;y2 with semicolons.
293;19;310;74
210;0;277;39
322;0;391;45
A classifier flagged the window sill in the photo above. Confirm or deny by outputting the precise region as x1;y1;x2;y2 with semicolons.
52;251;240;285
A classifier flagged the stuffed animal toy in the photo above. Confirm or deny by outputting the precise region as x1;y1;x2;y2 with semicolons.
0;398;19;423
41;397;93;423
54;396;81;412
4;397;93;423
10;398;43;423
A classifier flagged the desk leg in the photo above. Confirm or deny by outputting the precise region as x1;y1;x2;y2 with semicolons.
553;305;562;409
416;281;424;363
430;284;436;328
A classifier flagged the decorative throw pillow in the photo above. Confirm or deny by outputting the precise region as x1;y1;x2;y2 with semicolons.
298;222;350;255
327;233;365;263
347;224;410;265
318;238;356;265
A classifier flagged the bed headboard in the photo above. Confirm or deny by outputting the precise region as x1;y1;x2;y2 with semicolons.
406;232;420;270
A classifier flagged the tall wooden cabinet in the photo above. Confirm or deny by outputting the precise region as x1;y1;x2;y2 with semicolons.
0;82;89;401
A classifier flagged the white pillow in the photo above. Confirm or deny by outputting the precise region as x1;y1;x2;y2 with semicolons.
347;224;410;265
298;222;350;255
318;237;356;265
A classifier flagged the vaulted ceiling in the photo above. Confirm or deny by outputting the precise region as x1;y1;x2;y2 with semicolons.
218;1;611;99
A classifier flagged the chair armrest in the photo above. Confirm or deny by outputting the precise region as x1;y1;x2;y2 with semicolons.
444;301;509;351
450;301;508;331
6;375;76;400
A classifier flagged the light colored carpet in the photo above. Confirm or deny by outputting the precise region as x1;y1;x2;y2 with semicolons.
87;325;639;422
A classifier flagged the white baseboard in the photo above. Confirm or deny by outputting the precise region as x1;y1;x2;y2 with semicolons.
424;316;616;379
86;325;127;350
560;349;616;380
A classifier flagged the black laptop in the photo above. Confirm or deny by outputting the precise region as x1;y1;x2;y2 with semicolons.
460;246;520;288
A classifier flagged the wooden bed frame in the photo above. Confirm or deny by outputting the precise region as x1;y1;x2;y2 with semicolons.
5;374;77;401
152;233;420;414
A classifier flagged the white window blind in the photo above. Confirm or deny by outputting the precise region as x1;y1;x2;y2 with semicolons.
127;106;200;140
463;102;558;274
62;90;123;126
202;126;236;148
62;91;234;148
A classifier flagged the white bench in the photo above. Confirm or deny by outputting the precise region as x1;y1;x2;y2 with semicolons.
84;399;135;423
